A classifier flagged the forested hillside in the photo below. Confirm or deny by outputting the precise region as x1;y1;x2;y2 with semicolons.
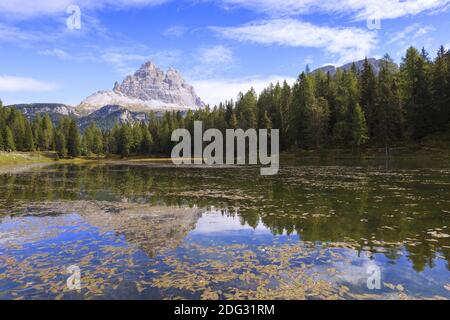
1;46;449;158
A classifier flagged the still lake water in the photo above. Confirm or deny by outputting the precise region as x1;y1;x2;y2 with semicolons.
0;160;449;300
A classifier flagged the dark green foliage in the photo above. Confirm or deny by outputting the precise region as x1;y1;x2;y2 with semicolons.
5;127;15;151
400;47;434;139
374;55;404;149
67;119;81;157
360;58;378;137
54;128;67;157
23;121;35;152
0;45;449;156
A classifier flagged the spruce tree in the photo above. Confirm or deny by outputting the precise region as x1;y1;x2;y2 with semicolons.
54;128;67;157
400;46;433;139
279;81;292;150
350;103;368;149
119;124;132;157
292;72;316;148
307;97;330;149
236;89;257;130
141;124;153;155
432;45;450;131
33;114;43;151
36;114;54;150
67;119;81;157
360;58;378;137
5;127;16;151
9;110;26;151
0;114;6;151
23;121;35;152
375;55;403;153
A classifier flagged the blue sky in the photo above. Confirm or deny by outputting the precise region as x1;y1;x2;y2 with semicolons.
0;0;449;106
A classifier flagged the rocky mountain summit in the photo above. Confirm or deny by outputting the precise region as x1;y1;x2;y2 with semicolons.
77;61;205;114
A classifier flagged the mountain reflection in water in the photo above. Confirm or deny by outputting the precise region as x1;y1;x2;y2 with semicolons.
0;163;449;299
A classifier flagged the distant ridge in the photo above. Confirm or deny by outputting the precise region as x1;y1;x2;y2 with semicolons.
312;58;397;76
5;103;80;122
77;105;153;131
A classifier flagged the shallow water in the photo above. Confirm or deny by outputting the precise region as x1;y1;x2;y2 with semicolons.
0;162;449;300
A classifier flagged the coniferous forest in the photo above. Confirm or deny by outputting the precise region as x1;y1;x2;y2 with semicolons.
1;46;450;158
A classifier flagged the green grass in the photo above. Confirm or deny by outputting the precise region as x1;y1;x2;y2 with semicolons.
0;151;59;166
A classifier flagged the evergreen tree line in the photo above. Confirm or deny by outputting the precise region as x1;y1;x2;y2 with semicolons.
0;105;82;157
1;46;449;157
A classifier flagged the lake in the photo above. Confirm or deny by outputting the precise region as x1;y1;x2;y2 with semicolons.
0;160;449;300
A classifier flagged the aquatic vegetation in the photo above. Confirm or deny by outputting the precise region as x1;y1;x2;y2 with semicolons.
0;162;449;300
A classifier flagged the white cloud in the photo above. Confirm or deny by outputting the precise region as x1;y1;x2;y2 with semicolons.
192;75;296;106
0;23;48;42
101;49;182;75
387;24;435;45
38;48;72;60
212;19;377;64
2;0;448;20
102;51;151;75
0;0;169;18
187;45;235;79
163;25;188;38
198;45;233;65
37;48;98;62
0;76;57;92
218;0;450;20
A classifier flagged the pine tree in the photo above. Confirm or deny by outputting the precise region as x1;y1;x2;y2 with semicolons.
307;97;330;149
131;124;143;154
140;123;153;155
279;81;292;150
0;114;6;151
236;89;257;130
431;45;450;131
400;46;433;139
261;110;272;130
360;58;378;137
0;129;4;151
229;110;238;129
23;121;35;151
119;124;132;157
350;103;368;149
332;69;361;146
67;119;81;157
41;114;54;150
9;109;26;151
33;114;43;151
54;128;67;157
91;128;104;155
5;127;16;151
375;55;404;153
292;72;316;148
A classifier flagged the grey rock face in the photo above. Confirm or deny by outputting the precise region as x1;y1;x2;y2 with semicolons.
78;61;205;114
6;103;80;122
78;105;152;131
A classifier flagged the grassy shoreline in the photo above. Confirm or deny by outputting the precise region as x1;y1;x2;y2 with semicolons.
0;151;57;166
0;151;97;167
2;142;449;169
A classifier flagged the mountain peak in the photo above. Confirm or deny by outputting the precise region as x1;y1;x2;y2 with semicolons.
78;61;205;115
141;61;157;70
